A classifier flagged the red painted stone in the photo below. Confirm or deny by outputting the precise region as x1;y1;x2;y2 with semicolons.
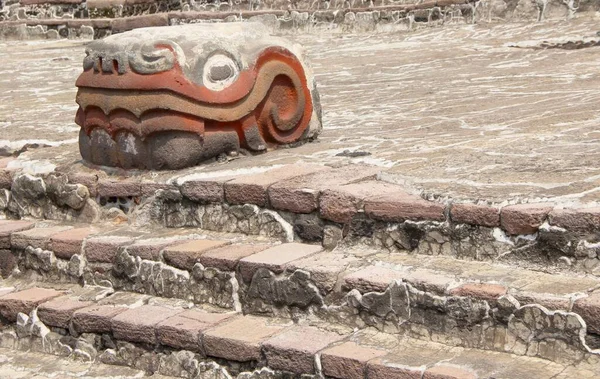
450;203;500;227
364;193;446;222
500;203;553;235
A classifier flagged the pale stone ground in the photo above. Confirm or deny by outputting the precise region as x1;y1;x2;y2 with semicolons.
3;18;600;204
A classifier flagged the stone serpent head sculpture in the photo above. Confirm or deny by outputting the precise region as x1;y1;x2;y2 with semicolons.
75;23;322;170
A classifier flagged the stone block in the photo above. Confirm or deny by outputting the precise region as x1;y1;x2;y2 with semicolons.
84;235;134;263
224;164;328;207
50;227;96;259
367;356;424;379
344;266;404;293
125;238;186;261
364;193;446;222
288;253;359;293
500;203;553;235
11;225;72;250
197;243;271;271
179;175;236;203
97;179;142;197
450;203;500;227
72;305;127;334
203;316;286;362
321;341;387;379
268;165;379;214
549;207;600;233
0;287;63;322
263;326;345;374
320;181;403;223
162;239;230;270
0;221;35;249
156;309;234;352
111;305;182;345
238;243;322;282
111;14;170;34
37;297;93;329
449;283;507;302
68;173;99;197
573;292;600;334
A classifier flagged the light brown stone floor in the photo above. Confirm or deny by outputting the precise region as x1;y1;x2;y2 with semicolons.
3;18;600;204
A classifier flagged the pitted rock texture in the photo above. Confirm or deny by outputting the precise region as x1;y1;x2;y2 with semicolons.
75;22;321;169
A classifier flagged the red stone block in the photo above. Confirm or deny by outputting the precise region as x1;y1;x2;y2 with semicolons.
224;164;328;207
84;235;134;263
573;292;600;334
450;203;500;227
125;238;185;261
320;181;403;224
364;193;446;222
140;182;179;197
50;227;96;259
179;174;236;203
197;243;271;271
268;165;379;214
549;207;600;233
343;266;404;293
97;179;142;197
203;316;286;362
0;220;35;249
162;239;230;270
263;326;345;374
449;283;507;302
157;309;234;352
37;297;93;329
72;305;127;334
111;305;182;344
238;243;322;282
500;203;553;235
0;287;63;321
11;225;72;250
321;341;387;379
423;365;477;379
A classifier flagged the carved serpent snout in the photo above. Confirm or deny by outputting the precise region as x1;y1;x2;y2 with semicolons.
74;24;322;170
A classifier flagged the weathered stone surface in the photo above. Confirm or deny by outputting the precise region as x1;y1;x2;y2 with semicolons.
423;365;477;379
320;181;403;223
500;203;553;235
288;252;358;294
549;207;600;233
321;341;387;379
111;305;182;344
203;316;286;362
364;193;446;222
179;176;235;203
449;283;507;302
239;242;322;282
344;266;404;293
84;235;133;263
72;305;127;334
0;287;63;322
97;179;142;197
162;239;229;270
37;297;93;329
367;356;425;379
156;309;234;352
197;243;271;271
0;221;35;249
450;203;500;227
573;292;600;334
263;326;345;374
268;166;378;213
75;23;321;169
11;225;72;250
225;164;327;207
0;250;16;278
49;227;96;259
124;238;185;261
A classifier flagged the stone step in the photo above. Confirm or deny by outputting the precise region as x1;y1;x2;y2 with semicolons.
0;284;598;378
3;219;600;362
4;161;600;276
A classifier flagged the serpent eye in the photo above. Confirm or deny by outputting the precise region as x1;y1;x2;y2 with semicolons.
203;54;239;91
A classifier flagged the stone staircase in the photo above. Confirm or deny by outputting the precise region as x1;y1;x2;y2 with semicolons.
1;213;600;377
